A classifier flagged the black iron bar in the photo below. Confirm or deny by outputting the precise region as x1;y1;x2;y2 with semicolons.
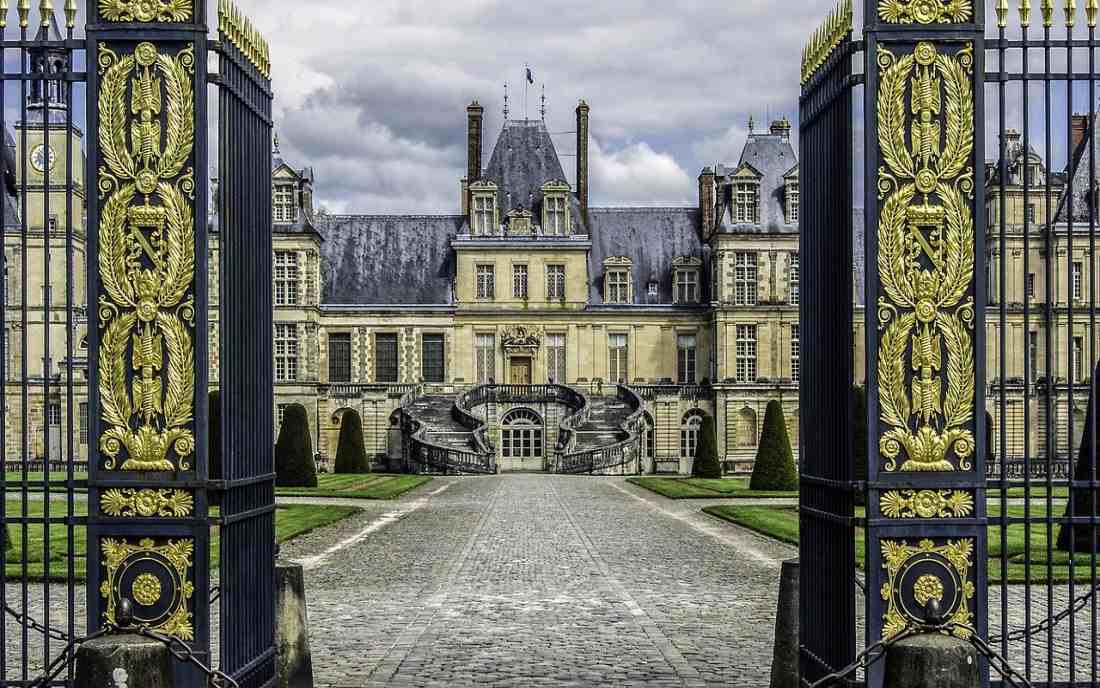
1065;16;1077;686
62;19;74;681
0;9;8;683
18;18;29;685
999;16;1010;665
41;13;54;675
1091;20;1099;683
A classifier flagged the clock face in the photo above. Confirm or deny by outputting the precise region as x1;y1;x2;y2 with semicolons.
31;144;55;173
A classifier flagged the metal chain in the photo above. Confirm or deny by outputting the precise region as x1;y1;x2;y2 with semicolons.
25;626;113;688
959;625;1034;688
2;601;70;642
805;627;920;688
126;625;240;688
988;582;1100;644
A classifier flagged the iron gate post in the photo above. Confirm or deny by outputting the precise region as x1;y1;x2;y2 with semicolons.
85;1;211;686
863;2;987;687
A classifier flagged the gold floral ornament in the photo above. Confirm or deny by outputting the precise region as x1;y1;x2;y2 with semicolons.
101;538;195;640
99;0;192;22
101;488;193;517
876;42;976;473
880;489;974;518
97;41;196;472
878;0;974;23
880;538;975;639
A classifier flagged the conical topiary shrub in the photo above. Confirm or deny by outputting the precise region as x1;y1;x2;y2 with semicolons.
208;390;223;507
2;523;11;554
691;415;722;479
335;409;371;474
750;400;798;491
1058;360;1100;553
275;403;317;488
853;386;868;506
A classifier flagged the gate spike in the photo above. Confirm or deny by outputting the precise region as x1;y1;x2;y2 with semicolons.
1088;0;1098;26
38;0;51;28
1040;0;1053;26
63;0;74;28
0;0;8;29
16;0;28;28
1021;0;1033;26
1066;0;1078;26
997;0;1009;26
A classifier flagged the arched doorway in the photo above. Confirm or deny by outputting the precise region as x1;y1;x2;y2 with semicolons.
500;407;544;472
680;409;707;460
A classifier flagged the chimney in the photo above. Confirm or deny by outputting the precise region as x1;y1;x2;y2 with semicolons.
576;100;590;219
699;167;716;240
1072;114;1089;156
770;117;792;141
466;101;484;184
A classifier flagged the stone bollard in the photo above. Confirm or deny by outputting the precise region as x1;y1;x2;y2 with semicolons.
769;558;800;688
883;633;980;688
276;560;315;688
75;633;173;688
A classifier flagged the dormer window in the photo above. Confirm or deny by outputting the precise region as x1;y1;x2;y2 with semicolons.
470;181;499;235
273;182;297;223
603;257;633;304
786;182;800;224
672;256;703;304
506;208;533;235
734;183;758;224
541;181;571;236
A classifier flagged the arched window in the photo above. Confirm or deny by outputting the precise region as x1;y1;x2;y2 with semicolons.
737;407;758;448
643;412;655;458
680;409;706;459
501;408;543;459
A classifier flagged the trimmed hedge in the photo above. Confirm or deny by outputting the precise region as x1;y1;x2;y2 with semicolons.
1058;364;1099;553
335;409;371;474
750;400;798;491
691;415;722;479
275;403;317;488
2;524;10;553
208;390;223;506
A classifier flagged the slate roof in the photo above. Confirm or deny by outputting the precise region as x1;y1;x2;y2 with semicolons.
318;214;462;305
587;208;707;305
714;130;798;234
1056;114;1100;223
482;119;585;233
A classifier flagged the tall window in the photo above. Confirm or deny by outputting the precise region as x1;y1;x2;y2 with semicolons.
513;264;529;300
675;269;699;304
1028;330;1038;381
473;194;495;234
375;333;399;383
677;334;697;384
273;182;297;223
274;324;298;381
79;402;88;445
736;324;757;383
735;252;758;306
475;334;495;383
544;195;568;235
277;403;289;429
734;183;758;223
1073;262;1083;301
1026;273;1035;299
789;253;800;305
680;411;704;459
274;251;299;306
607;270;630;304
328;332;352;383
476;264;495;300
422;334;445;383
547;333;567;383
791;324;801;382
47;403;61;427
546;264;566;300
787;183;800;224
1026;203;1036;223
608;333;629;383
1073;336;1085;382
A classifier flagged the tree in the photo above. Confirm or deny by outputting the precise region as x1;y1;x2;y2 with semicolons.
208;390;223;507
335;409;371;474
691;415;722;479
853;386;868;506
751;400;798;491
1058;361;1100;553
275;404;317;488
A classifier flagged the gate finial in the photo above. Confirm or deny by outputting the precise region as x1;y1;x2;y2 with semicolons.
997;0;1009;26
1066;0;1078;26
63;0;74;28
1040;0;1053;27
16;0;28;28
0;0;8;29
37;0;50;27
1088;0;1097;26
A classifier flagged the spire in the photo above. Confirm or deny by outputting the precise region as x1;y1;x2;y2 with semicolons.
748;115;755;133
540;84;546;121
272;130;281;155
503;83;509;121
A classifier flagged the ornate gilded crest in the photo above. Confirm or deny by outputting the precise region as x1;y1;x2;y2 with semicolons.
878;0;974;24
99;0;193;23
101;488;194;517
875;42;976;472
880;538;975;639
880;489;974;518
97;42;197;471
101;537;195;639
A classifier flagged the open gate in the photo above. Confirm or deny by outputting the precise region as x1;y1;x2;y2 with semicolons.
802;1;1099;686
0;1;275;685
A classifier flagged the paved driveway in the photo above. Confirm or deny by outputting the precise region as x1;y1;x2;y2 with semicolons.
278;475;796;687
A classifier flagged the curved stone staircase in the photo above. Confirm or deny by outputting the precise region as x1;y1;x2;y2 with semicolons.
399;384;644;475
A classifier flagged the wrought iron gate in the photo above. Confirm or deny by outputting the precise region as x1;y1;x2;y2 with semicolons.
802;1;1099;686
0;1;275;685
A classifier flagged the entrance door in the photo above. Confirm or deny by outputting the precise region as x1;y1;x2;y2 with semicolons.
500;408;544;472
509;357;532;385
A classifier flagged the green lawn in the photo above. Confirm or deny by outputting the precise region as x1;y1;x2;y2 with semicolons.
703;504;1098;583
275;473;432;499
628;476;796;499
2;500;359;581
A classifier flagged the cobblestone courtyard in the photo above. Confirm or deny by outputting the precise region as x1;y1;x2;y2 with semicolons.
278;475;795;688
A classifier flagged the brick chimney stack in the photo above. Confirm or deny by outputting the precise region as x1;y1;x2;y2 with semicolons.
467;101;484;184
576;100;590;219
1072;114;1090;157
699;167;716;240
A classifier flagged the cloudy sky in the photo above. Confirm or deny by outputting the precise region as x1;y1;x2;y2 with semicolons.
232;0;841;214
